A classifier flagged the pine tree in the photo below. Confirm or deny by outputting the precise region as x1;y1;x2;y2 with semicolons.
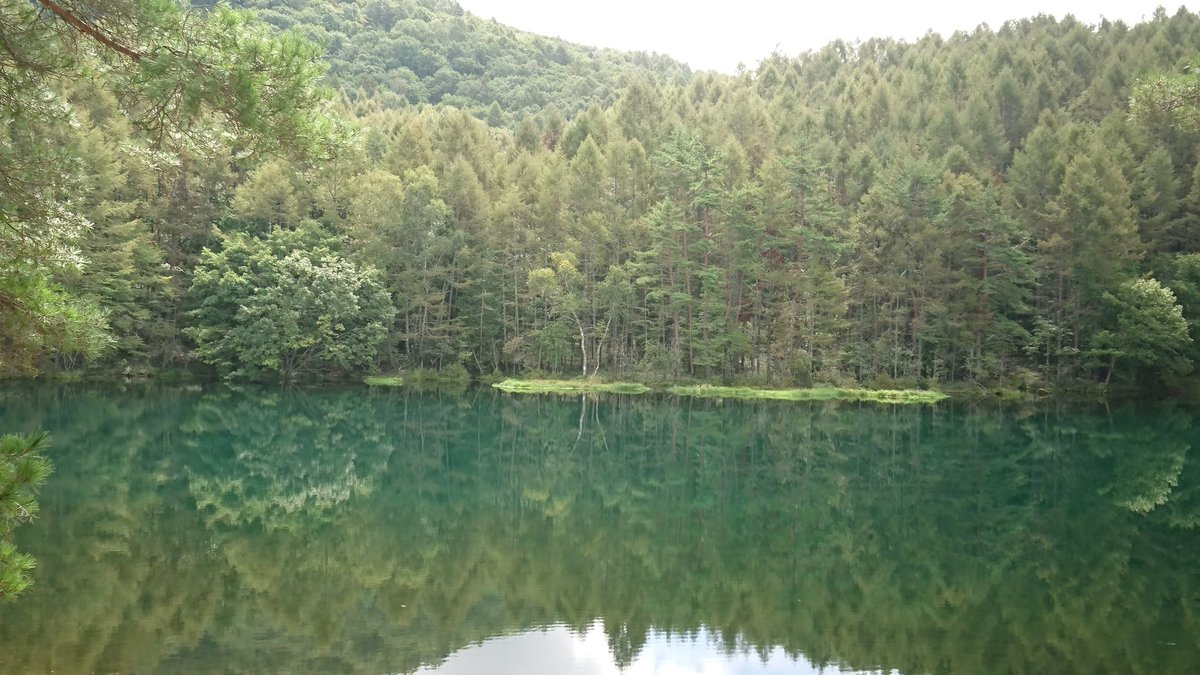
0;433;51;601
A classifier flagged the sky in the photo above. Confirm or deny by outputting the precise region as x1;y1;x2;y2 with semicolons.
455;1;1190;73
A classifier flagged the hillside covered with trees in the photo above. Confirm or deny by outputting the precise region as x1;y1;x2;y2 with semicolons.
4;1;1200;394
232;0;693;120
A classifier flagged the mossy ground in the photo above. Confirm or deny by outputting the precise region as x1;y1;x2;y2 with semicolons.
667;384;948;404
492;378;651;395
492;378;946;403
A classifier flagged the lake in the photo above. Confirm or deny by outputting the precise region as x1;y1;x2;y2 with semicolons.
1;384;1198;674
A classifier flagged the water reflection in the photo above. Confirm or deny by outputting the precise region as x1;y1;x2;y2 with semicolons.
415;621;886;675
0;384;1198;674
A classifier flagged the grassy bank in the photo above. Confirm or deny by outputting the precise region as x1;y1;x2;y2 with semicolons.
492;378;651;395
491;378;946;403
668;384;948;404
364;375;405;387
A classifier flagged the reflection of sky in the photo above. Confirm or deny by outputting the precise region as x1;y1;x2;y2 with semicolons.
412;621;899;675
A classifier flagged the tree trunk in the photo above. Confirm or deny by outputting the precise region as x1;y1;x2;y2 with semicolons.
576;316;587;376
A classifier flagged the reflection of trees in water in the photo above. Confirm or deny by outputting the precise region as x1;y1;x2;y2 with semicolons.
181;387;398;529
0;385;1199;674
0;385;220;673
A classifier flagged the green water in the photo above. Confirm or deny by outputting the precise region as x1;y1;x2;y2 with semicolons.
1;384;1199;674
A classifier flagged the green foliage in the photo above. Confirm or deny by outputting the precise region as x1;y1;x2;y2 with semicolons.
8;2;1200;394
1132;60;1200;133
0;433;51;600
0;0;343;377
185;226;395;379
0;271;112;376
304;7;1200;393
1;0;343;241
236;0;692;121
1094;277;1193;383
130;3;348;159
1167;254;1200;365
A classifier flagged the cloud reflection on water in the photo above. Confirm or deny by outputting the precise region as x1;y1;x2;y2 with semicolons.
416;620;897;675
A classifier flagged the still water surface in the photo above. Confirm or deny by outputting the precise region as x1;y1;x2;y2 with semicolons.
0;384;1198;674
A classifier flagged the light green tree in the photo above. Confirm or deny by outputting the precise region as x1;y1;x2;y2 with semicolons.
1131;60;1200;133
185;227;395;380
1092;278;1192;385
528;252;591;375
1166;253;1200;366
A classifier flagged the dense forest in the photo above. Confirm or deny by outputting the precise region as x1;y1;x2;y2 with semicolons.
4;0;1200;392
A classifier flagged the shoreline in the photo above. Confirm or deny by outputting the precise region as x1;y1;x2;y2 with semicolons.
15;371;1176;404
490;378;948;404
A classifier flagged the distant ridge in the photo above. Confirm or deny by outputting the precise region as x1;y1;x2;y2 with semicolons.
234;0;693;122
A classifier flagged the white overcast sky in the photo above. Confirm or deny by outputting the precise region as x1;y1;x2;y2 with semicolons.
456;1;1190;73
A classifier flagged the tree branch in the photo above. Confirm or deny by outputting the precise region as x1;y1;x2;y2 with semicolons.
36;1;143;62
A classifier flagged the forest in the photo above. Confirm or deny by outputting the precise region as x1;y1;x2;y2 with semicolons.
4;0;1200;393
